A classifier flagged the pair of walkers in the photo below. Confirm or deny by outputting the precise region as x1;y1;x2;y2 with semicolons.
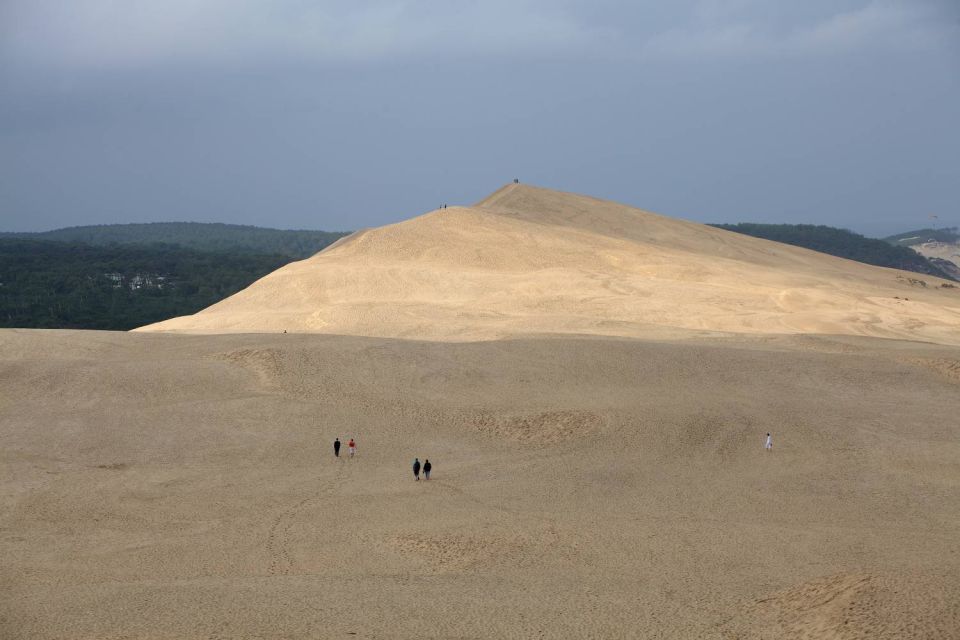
412;458;431;481
333;437;356;458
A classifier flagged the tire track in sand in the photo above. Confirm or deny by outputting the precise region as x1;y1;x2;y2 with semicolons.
266;467;350;576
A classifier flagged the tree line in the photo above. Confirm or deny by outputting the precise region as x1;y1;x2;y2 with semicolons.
711;223;956;280
883;227;959;247
0;222;349;259
0;239;291;330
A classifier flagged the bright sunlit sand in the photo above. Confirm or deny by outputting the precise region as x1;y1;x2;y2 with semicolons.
138;184;960;345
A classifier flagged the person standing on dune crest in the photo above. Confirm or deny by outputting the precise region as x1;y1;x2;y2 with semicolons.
765;433;773;451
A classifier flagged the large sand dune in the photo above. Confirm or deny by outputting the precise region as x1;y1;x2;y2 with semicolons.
138;184;960;345
2;329;959;638
6;185;960;637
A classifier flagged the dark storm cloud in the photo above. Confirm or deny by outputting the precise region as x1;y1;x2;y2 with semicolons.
1;1;957;235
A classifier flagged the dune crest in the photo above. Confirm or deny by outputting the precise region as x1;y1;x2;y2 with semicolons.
136;184;960;344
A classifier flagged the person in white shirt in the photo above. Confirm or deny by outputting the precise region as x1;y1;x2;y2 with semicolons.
765;433;773;451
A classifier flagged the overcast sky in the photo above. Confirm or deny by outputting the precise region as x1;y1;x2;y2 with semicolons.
1;1;957;236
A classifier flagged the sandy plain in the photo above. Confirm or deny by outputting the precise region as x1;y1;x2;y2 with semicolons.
3;185;960;638
3;329;960;638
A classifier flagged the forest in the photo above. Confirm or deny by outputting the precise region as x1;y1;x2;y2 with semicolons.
0;239;291;330
712;223;955;280
0;222;349;259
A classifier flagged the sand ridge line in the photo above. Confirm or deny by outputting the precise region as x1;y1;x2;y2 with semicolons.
136;183;960;347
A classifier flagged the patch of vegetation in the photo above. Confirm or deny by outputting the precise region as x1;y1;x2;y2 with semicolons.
0;239;291;330
711;223;955;281
0;222;350;259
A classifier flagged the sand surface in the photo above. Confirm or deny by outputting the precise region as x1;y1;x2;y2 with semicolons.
910;241;960;277
6;185;960;637
910;240;960;263
138;184;960;345
3;328;960;638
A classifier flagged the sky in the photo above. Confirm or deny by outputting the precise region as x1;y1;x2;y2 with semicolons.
1;0;957;236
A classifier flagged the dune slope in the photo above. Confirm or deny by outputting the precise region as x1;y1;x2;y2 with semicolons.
137;184;960;344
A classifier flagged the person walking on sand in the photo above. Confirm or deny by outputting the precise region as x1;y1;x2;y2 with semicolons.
334;437;341;458
423;459;432;480
413;458;421;481
765;433;773;451
348;438;356;458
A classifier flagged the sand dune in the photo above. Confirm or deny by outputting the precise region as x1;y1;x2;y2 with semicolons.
138;184;960;345
6;184;960;637
910;241;960;279
910;240;960;265
2;329;959;638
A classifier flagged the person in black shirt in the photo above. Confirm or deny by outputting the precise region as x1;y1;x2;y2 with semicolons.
333;438;341;458
423;459;432;480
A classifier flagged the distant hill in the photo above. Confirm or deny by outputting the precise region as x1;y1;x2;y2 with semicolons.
0;222;350;259
883;227;960;280
884;227;959;247
136;184;960;346
711;223;955;281
0;238;290;330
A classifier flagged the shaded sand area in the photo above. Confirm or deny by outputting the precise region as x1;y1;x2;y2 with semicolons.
139;184;960;345
2;329;959;638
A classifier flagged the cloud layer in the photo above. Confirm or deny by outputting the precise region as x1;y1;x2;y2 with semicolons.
645;1;958;58
2;0;956;70
1;1;957;235
1;1;603;68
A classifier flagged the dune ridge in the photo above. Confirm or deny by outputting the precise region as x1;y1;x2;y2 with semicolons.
137;184;960;345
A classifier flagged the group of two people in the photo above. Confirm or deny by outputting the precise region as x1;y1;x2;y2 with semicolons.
413;458;431;481
332;437;355;458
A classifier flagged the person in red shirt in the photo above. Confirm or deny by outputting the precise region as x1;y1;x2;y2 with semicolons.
348;438;356;457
